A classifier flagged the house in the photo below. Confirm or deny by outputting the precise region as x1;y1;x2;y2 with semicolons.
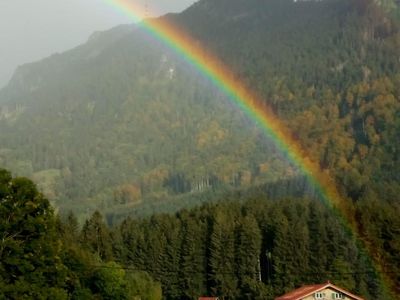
275;281;364;300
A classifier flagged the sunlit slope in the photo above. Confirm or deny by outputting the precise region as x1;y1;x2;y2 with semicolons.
0;0;399;218
173;0;400;202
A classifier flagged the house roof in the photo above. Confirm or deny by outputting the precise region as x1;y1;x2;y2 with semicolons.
275;282;364;300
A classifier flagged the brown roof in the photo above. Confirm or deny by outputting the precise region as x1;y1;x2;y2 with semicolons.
275;282;364;300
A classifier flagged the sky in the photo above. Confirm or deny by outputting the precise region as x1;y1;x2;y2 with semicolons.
0;0;195;89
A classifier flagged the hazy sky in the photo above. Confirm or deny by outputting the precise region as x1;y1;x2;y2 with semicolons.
0;0;195;89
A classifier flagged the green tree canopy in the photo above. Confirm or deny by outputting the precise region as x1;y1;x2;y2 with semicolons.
0;169;67;299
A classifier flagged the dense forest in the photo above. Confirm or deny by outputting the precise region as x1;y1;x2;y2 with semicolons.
175;0;400;204
0;169;162;299
2;169;398;299
0;0;400;298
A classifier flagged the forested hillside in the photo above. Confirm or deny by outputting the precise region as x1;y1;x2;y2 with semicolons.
0;0;399;218
174;0;400;202
0;0;400;297
171;2;400;293
0;18;292;219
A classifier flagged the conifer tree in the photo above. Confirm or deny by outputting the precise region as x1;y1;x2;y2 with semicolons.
236;214;262;299
81;211;113;261
180;214;207;299
209;209;238;298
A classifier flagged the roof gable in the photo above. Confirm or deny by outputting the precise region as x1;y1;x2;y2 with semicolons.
275;282;364;300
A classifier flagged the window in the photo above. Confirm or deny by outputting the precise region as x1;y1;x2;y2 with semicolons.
315;292;326;299
332;292;344;299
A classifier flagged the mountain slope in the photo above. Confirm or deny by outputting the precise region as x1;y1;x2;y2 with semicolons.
0;0;399;218
0;15;291;217
173;0;400;201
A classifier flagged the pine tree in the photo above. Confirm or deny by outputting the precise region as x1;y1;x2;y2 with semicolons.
236;214;263;299
179;213;207;299
209;209;238;299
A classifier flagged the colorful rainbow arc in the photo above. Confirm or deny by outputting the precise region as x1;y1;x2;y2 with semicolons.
102;0;391;293
103;0;346;212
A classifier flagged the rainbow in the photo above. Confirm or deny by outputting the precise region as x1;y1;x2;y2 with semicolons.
102;0;391;294
103;0;347;213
